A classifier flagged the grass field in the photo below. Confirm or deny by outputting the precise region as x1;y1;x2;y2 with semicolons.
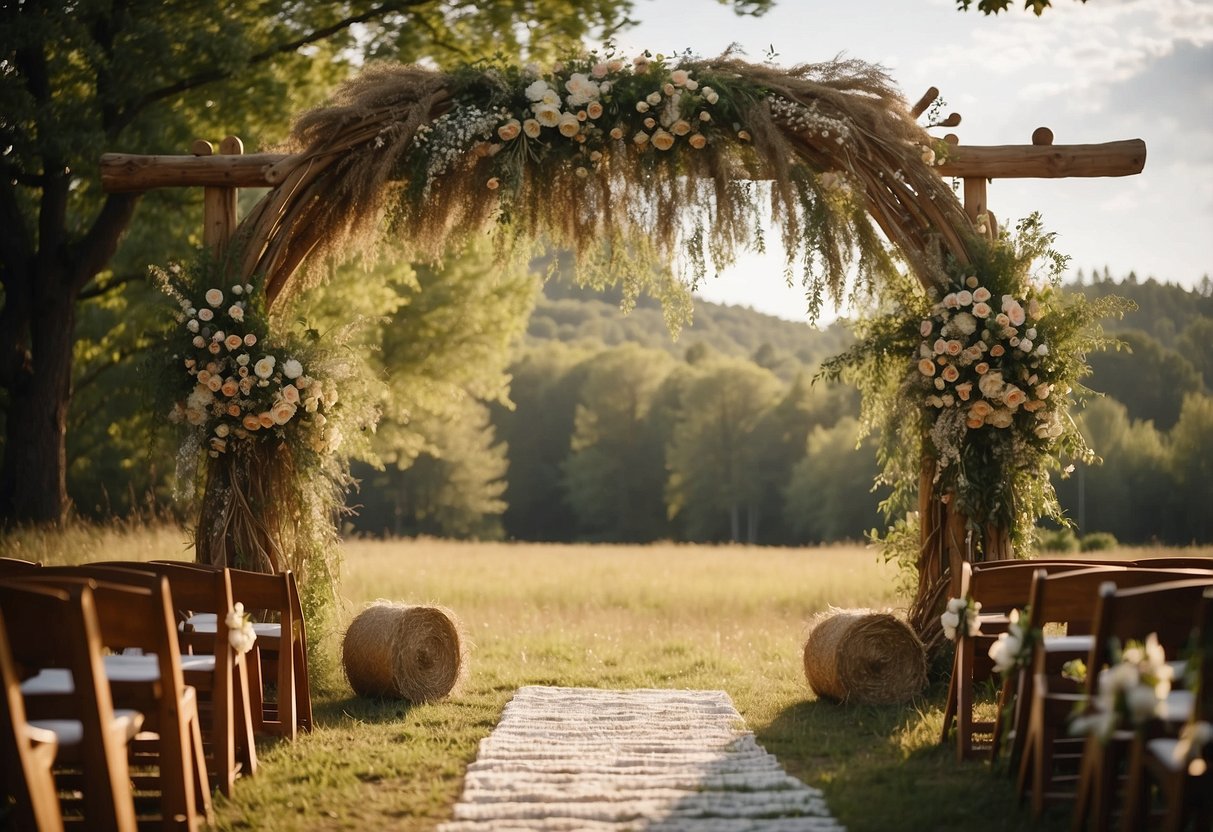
5;527;1210;831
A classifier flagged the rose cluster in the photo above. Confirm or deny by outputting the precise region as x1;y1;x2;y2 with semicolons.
413;53;744;189
169;284;341;457
917;277;1065;440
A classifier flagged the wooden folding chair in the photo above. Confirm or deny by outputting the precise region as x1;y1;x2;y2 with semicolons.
940;560;1124;761
1011;566;1213;818
17;568;214;830
1;609;63;831
92;561;257;796
153;561;312;739
1070;578;1213;832
0;580;142;830
1120;587;1213;832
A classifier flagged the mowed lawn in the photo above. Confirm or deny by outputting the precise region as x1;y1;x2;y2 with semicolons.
7;528;1207;831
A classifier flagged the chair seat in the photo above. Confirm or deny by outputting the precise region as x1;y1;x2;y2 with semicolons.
1146;737;1186;773
1041;634;1094;653
185;613;281;639
29;710;143;747
179;654;217;673
23;654;168;694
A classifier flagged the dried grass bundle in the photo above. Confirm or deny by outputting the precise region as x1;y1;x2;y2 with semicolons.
240;54;977;318
803;609;927;705
342;602;466;702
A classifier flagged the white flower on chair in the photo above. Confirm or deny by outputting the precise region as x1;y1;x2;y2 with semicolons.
225;602;258;655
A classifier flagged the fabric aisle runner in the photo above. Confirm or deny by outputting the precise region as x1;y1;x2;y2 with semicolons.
437;685;844;831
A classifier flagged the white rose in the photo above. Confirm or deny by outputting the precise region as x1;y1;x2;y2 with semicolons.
228;304;244;322
525;79;549;101
187;319;200;333
197;308;214;322
205;288;223;307
270;400;297;425
646;91;662;106
940;610;960;641
522;118;541;139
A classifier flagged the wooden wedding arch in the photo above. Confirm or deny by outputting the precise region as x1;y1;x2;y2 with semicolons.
101;59;1145;646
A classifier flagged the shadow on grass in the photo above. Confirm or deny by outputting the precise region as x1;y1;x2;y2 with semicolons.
314;694;422;727
757;696;1072;832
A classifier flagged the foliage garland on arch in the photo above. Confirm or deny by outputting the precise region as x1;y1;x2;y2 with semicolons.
163;48;1121;647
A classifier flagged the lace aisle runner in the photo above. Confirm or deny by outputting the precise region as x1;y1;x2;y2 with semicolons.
438;686;844;831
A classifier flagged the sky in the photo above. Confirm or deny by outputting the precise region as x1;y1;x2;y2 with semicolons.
611;0;1213;322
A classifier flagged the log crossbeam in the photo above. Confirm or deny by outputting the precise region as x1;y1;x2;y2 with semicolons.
100;138;1147;193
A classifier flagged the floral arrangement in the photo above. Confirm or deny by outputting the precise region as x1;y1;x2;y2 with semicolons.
940;595;982;641
822;216;1131;559
278;50;951;328
1069;634;1175;742
988;607;1035;675
152;257;380;610
226;602;258;655
155;264;343;460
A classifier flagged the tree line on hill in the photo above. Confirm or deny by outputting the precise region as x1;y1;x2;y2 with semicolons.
342;269;1213;547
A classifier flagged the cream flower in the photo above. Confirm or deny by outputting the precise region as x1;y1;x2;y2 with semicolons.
242;413;261;431
920;320;933;337
633;131;649;146
522;118;541;139
987;408;1013;428
586;101;603;120
270;400;297;425
635;101;650;113
254;356;276;379
497;119;521;141
228;304;244;322
609;127;624;140
918;358;936;377
282;358;302;379
224;334;243;351
688;133;706;149
970;400;994;419
646;91;662;106
651;130;675;151
197;308;214;322
282;384;300;404
205;288;223;307
670;69;690;86
533;104;560;127
973;287;991;303
972;302;992;319
671;119;691;136
187;319;200;333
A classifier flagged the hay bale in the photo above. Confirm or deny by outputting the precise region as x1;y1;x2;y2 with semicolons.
342;602;466;702
802;610;926;705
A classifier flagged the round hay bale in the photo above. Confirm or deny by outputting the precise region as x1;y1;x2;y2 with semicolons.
342;602;466;702
802;610;926;705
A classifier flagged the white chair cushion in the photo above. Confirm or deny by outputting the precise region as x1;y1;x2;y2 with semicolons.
186;613;280;638
179;654;216;673
29;710;142;746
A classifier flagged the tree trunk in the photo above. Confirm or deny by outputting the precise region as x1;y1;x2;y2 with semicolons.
0;289;76;524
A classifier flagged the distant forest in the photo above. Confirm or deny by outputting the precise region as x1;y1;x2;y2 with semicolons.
348;271;1213;547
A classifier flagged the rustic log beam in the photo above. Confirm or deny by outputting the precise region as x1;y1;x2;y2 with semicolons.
102;137;1147;193
936;139;1145;179
100;151;289;192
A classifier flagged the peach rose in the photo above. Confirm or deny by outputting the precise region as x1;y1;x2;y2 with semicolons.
651;130;675;151
918;358;936;377
258;412;275;429
242;414;261;431
942;365;960;383
221;379;239;397
688;133;706;149
497;119;521;141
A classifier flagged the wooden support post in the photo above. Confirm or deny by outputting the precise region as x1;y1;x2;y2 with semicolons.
197;136;244;257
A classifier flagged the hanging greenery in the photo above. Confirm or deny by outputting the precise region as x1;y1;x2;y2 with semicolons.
248;48;969;321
